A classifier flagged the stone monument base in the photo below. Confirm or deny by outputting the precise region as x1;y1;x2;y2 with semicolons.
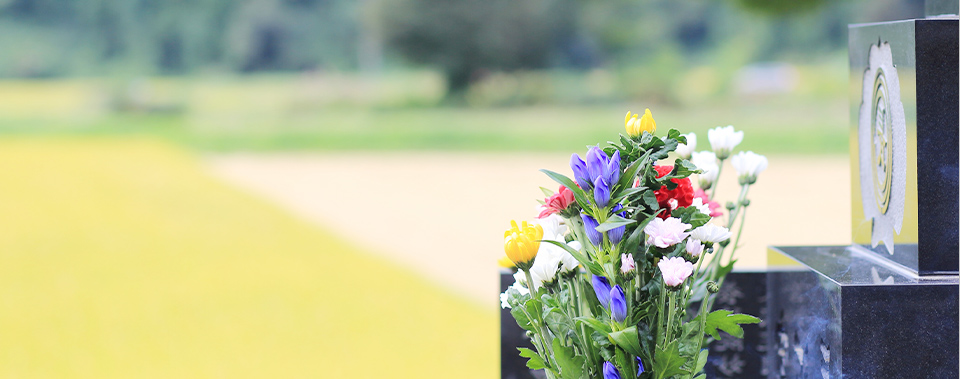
767;246;958;378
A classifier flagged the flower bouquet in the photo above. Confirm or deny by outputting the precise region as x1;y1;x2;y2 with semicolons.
499;109;767;379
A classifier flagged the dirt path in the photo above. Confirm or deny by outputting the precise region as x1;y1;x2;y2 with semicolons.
206;153;850;306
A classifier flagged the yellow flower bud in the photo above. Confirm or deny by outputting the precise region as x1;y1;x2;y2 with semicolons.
625;109;656;137
638;108;656;134
503;220;542;270
624;111;640;137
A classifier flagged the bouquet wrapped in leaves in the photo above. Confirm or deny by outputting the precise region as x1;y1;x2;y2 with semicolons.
500;109;767;379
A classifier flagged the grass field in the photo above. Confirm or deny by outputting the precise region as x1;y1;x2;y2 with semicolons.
0;138;496;378
0;75;848;154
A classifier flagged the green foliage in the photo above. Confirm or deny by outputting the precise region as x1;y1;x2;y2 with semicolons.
519;348;547;370
703;310;761;340
379;0;576;94
552;338;586;379
653;340;687;379
608;327;644;356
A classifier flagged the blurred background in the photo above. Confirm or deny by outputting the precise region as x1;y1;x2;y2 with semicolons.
0;0;924;377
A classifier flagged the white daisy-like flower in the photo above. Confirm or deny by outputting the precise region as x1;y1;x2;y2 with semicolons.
690;151;719;189
690;197;711;216
708;125;744;159
689;224;732;243
730;151;768;185
675;132;697;159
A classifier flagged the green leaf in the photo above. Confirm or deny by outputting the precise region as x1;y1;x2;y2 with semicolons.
611;186;648;205
596;214;636;232
693;349;709;375
653;339;687;379
518;347;538;359
525;298;543;322
608;326;644;356
616;150;651;190
714;259;737;282
540;169;592;210
668;129;686;144
641;191;660;211
670;205;711;228
704;310;761;340
519;347;547;370
672;158;700;177
552;338;585;379
575;316;612;334
510;307;534;331
540;186;556;197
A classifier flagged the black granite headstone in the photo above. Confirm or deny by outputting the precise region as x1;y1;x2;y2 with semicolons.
767;1;959;377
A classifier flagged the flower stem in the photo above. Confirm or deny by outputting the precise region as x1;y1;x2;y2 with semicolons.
709;158;726;200
727;205;749;266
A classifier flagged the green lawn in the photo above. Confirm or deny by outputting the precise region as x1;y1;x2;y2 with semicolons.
0;138;496;378
0;77;848;154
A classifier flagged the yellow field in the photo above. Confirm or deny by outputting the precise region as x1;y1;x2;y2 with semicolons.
0;138;495;378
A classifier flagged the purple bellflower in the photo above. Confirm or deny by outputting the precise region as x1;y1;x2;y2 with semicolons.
610;285;627;323
606;150;621;185
570;154;592;190
592;275;612;309
586;146;607;183
636;357;645;376
594;176;611;208
581;213;603;246
603;362;622;379
608;204;627;245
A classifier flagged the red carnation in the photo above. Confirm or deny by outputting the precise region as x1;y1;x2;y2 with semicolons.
538;186;575;218
653;165;693;219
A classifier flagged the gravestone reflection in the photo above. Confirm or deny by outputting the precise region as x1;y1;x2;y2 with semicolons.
767;0;958;377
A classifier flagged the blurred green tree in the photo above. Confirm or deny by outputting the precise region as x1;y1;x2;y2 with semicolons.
378;0;578;96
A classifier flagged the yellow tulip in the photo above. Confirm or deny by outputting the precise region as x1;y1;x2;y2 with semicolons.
625;108;657;137
503;220;542;270
624;111;640;137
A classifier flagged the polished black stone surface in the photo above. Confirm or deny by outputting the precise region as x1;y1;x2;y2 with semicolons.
702;271;769;378
500;270;538;379
767;246;959;378
848;17;960;275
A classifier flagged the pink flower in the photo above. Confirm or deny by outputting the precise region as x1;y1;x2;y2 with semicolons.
538;186;576;219
643;217;692;248
685;238;705;257
658;257;695;287
693;189;723;217
620;253;636;274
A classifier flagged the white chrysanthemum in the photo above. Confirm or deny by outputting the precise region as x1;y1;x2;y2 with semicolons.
500;281;531;309
690;197;711;216
691;151;719;189
708;125;744;159
535;214;567;240
730;151;768;185
675;133;697;159
689;224;732;243
644;217;692;248
559;241;582;273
